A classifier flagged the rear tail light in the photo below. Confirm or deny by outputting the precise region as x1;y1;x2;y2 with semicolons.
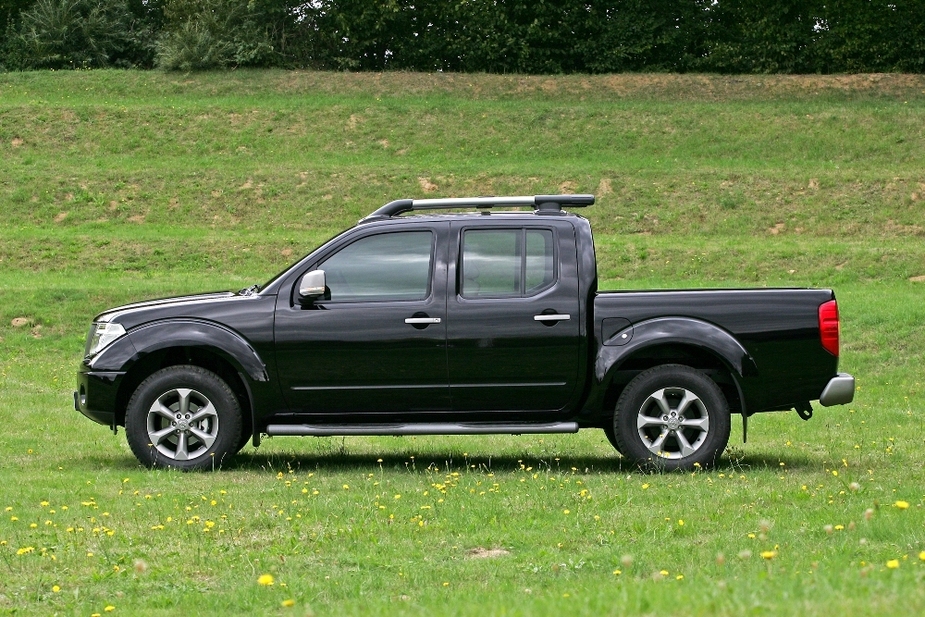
819;300;840;356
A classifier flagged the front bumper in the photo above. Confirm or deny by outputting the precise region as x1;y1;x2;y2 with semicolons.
75;369;125;427
819;373;855;407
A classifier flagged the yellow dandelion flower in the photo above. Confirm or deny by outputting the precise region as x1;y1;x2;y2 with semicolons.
281;599;295;608
104;606;115;612
761;551;777;560
257;574;275;586
918;551;925;562
894;501;910;510
886;559;900;569
52;585;61;593
613;569;622;576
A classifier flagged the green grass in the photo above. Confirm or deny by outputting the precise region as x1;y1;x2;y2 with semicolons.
1;70;924;616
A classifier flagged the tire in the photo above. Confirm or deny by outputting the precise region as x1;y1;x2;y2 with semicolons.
603;423;624;455
614;364;730;471
125;366;242;471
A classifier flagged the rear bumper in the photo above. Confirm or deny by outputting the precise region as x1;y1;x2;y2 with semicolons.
819;373;855;407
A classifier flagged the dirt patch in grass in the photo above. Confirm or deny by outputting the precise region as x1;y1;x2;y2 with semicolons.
466;547;511;559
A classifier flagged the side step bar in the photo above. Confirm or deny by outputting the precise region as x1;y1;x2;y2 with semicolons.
265;422;579;437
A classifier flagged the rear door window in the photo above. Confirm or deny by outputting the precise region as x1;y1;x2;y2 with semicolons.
460;228;555;298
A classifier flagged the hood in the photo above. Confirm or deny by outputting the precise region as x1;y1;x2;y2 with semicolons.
94;291;245;329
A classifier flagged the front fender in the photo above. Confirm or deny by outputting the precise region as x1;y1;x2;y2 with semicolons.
595;317;758;383
89;319;269;382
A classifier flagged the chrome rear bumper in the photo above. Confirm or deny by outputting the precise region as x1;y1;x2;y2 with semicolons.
819;373;855;407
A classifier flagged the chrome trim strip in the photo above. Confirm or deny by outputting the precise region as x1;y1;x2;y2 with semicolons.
292;384;445;391
292;382;566;391
449;382;566;388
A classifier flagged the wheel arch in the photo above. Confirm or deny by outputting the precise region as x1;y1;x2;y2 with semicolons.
595;317;755;419
110;320;264;436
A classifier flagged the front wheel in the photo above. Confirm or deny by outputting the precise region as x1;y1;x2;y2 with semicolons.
613;364;730;471
125;366;242;471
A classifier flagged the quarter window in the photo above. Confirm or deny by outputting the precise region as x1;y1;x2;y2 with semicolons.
320;231;434;302
461;229;555;298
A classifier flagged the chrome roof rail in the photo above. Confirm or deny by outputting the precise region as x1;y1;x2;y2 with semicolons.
359;194;594;223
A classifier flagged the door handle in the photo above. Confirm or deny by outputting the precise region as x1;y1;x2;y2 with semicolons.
534;314;570;322
405;317;442;325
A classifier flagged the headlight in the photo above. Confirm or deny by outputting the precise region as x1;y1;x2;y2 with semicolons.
85;322;127;358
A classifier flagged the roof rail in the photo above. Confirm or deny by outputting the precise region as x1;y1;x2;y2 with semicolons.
360;194;594;222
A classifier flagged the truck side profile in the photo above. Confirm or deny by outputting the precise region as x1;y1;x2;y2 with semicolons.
75;194;855;471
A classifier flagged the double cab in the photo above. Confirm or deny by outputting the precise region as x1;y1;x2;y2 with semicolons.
76;194;855;471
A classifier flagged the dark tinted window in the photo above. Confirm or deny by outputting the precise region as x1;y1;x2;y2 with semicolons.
321;231;433;302
461;229;555;298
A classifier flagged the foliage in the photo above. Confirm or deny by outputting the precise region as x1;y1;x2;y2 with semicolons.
12;0;156;69
3;0;925;72
155;0;298;70
814;0;925;73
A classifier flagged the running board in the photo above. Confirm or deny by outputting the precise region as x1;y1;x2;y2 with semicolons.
265;422;579;437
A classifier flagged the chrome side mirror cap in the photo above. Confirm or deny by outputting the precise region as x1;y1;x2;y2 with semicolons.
299;270;327;302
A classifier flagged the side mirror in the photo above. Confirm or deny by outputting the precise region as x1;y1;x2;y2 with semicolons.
298;270;328;305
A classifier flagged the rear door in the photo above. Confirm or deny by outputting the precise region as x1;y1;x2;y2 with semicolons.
446;219;582;412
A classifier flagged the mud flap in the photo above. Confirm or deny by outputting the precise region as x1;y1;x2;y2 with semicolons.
795;402;813;420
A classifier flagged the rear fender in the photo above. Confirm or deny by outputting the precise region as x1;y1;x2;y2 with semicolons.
595;317;758;383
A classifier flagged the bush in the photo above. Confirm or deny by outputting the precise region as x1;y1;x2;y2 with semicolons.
14;0;155;69
155;0;277;70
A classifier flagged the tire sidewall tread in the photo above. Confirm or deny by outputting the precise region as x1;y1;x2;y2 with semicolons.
613;364;730;471
125;365;242;471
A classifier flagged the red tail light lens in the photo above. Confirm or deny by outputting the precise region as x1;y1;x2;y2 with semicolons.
819;300;839;356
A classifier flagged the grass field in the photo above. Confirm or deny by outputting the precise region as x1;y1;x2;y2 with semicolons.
1;70;924;616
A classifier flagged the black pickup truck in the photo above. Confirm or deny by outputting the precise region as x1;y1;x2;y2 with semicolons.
75;194;854;471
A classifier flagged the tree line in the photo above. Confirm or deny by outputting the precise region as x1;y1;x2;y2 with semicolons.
1;0;923;73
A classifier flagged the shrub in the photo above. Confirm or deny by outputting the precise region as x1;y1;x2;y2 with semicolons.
15;0;155;69
155;0;277;70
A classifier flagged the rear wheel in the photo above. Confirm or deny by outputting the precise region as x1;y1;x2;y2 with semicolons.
614;364;730;471
125;366;242;471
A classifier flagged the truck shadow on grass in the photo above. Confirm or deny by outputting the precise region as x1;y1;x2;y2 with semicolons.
84;448;821;473
218;449;823;475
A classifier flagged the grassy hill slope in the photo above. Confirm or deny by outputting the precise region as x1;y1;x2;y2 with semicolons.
0;71;923;616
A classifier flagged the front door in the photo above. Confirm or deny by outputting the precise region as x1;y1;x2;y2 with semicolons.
274;224;450;415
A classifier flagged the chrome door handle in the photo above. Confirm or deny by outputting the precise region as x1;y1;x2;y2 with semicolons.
534;314;570;322
405;317;442;325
